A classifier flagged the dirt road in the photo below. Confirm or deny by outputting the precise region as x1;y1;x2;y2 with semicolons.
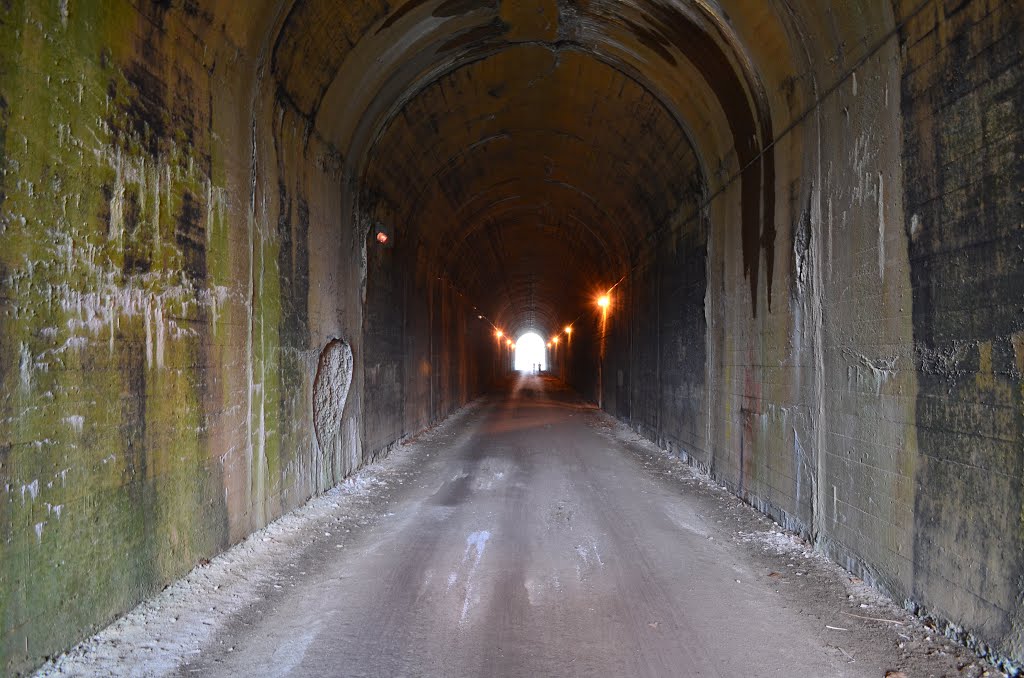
167;374;981;678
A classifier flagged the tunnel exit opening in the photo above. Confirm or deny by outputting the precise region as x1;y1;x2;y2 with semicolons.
514;333;547;372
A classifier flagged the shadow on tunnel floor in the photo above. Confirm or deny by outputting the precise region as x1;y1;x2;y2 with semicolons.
488;372;592;407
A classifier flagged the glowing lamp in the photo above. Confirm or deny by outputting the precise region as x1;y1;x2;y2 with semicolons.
507;339;513;347
552;337;559;345
565;326;572;335
496;330;503;339
547;342;552;348
373;223;393;246
597;295;610;309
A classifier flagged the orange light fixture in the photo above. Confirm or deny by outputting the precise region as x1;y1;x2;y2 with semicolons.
496;330;503;339
547;342;552;348
506;339;513;347
597;294;610;309
373;223;393;245
552;336;559;345
565;326;572;335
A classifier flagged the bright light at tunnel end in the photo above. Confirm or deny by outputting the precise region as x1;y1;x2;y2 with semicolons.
514;333;547;371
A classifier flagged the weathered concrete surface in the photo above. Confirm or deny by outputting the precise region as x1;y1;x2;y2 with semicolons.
43;375;992;678
587;0;1023;671
0;2;490;672
0;0;1021;673
901;0;1024;656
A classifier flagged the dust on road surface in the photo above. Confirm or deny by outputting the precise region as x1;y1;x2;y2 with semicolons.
39;375;1002;678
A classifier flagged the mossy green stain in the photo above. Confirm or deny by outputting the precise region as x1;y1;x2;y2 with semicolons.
0;2;232;672
0;93;9;210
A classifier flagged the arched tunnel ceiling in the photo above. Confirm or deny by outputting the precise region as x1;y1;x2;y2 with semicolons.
363;46;705;334
260;0;788;333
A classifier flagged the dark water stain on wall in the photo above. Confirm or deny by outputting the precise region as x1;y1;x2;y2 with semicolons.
616;15;678;67
122;184;151;275
276;182;311;482
276;183;311;340
434;0;498;19
903;0;1024;650
175;190;206;283
117;61;169;157
106;8;208;162
171;66;197;149
658;219;708;456
116;314;158;593
378;0;497;32
99;181;114;232
608;197;708;461
378;0;428;32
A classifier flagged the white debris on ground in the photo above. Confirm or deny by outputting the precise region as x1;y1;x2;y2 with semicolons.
594;410;1010;678
738;528;807;555
598;412;889;604
35;472;390;678
594;414;720;488
738;527;895;608
34;402;481;678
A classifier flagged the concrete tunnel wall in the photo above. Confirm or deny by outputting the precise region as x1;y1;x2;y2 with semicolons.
590;2;1024;671
0;0;1021;673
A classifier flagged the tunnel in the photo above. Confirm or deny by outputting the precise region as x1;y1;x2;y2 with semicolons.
1;0;1023;674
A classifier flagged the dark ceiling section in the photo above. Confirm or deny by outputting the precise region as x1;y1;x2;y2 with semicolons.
361;43;701;334
271;0;777;333
272;0;389;116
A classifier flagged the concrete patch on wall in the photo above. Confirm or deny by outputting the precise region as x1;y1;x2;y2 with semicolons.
312;338;354;477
